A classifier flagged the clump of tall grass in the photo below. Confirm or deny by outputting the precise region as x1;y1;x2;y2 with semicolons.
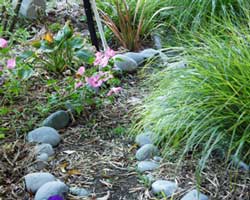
164;0;250;30
133;20;250;170
96;0;172;50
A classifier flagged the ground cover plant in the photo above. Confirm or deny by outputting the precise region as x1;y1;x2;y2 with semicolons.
134;19;250;171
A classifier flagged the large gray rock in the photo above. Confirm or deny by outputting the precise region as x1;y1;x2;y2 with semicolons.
137;161;159;173
27;127;61;147
35;153;49;170
34;143;55;157
43;110;70;130
123;52;145;65
139;48;159;59
181;189;208;200
24;172;55;193
114;54;138;72
35;181;69;200
152;180;177;197
70;187;90;197
231;155;249;171
136;144;158;161
13;0;46;19
135;132;155;147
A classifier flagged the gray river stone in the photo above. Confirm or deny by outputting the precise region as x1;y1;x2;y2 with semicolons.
123;52;145;65
114;54;138;72
136;144;158;161
139;48;159;59
34;143;55;156
13;0;46;19
24;172;55;193
135;132;154;147
137;161;159;173
70;187;90;197
35;181;68;200
181;189;208;200
43;110;70;130
152;180;178;197
27;127;61;147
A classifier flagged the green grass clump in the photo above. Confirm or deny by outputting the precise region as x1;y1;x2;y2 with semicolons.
164;0;250;30
134;21;250;170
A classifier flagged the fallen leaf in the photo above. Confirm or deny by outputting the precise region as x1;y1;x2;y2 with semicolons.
68;169;81;175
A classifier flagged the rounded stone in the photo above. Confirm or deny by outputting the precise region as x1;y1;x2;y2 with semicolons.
139;48;159;59
34;143;55;157
181;189;208;200
135;132;154;147
35;181;69;200
27;127;61;147
135;144;158;161
137;161;159;173
43;110;70;130
152;180;178;197
70;187;90;197
153;156;163;162
114;54;138;72
24;172;55;193
123;52;145;65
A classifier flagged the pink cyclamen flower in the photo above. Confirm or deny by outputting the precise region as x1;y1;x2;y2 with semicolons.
0;38;8;48
98;71;113;82
105;47;116;58
75;81;84;89
107;87;122;96
99;56;110;68
94;52;103;66
76;66;85;77
7;58;16;69
86;75;103;88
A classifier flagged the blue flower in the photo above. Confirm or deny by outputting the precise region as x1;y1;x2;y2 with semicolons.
48;195;64;200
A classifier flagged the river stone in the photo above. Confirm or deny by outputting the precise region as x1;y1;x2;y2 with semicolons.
35;153;49;170
27;127;61;147
13;0;46;19
70;187;90;197
181;189;208;200
152;180;178;197
137;161;159;173
153;156;163;162
136;144;158;161
135;132;154;147
231;155;249;171
43;110;70;130
35;181;69;200
24;172;55;193
139;48;159;59
114;54;138;72
123;52;145;65
34;143;55;156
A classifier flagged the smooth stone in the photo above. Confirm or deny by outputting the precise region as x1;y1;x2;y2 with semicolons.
24;172;55;193
152;180;178;197
181;189;208;200
136;144;158;161
35;143;55;157
70;187;90;197
35;181;69;200
152;34;162;49
145;174;155;183
123;52;145;65
138;161;159;172
135;132;154;147
27;127;61;147
153;156;163;162
114;54;138;72
139;48;159;59
168;61;187;69
35;153;49;170
43;110;70;130
13;0;46;19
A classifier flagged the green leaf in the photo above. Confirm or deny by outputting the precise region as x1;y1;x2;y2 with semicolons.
69;37;84;49
54;22;73;43
75;50;94;64
18;50;35;59
0;134;5;139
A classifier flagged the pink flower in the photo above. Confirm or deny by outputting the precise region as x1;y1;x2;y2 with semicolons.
76;66;85;77
99;56;110;68
98;71;113;82
7;58;16;69
107;87;122;96
94;52;103;66
0;38;8;48
0;65;3;71
86;75;103;88
105;47;116;58
75;81;84;89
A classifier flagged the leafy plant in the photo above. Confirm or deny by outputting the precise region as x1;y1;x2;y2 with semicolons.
97;0;172;51
26;22;94;73
133;20;250;171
